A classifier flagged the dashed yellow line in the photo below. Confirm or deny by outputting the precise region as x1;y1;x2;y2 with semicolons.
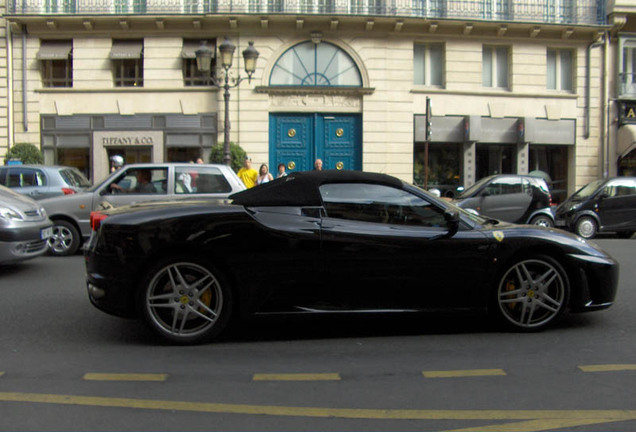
253;373;341;381
0;391;635;432
83;373;167;382
423;369;506;378
579;364;636;373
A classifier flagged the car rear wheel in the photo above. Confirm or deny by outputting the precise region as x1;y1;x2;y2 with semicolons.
48;220;80;256
575;216;598;239
493;255;569;331
140;258;232;344
529;215;554;228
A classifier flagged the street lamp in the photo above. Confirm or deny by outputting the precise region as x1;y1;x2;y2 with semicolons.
195;37;259;166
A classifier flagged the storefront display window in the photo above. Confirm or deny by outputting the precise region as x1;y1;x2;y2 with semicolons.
476;144;515;179
414;142;461;197
57;148;90;180
529;145;568;204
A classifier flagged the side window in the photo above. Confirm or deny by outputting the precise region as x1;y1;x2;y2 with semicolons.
7;168;44;187
605;180;636;197
320;183;446;227
107;168;167;194
175;166;232;194
489;177;522;195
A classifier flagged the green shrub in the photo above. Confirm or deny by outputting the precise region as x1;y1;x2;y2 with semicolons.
3;143;43;165
209;142;247;172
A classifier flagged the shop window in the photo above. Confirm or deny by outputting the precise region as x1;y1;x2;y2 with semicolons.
476;144;515;179
38;40;73;88
270;41;362;87
482;45;509;89
414;43;444;87
183;39;215;86
547;48;573;92
110;40;144;87
167;147;202;163
57;148;90;181
414;142;461;198
530;145;568;204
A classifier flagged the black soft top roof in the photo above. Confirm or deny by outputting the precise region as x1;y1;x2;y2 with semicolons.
230;170;404;207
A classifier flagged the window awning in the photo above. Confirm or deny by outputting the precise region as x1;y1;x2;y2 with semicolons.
37;41;72;60
618;124;636;159
109;40;143;59
182;40;214;59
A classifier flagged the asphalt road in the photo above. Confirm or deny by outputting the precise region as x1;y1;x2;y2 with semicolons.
0;238;635;431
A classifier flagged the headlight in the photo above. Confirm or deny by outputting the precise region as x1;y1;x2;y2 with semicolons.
40;207;47;218
568;202;582;212
0;207;24;221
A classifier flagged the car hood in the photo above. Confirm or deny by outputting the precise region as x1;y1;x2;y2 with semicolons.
0;185;42;213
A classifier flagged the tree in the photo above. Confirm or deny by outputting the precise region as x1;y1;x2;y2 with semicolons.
3;143;43;165
209;142;247;172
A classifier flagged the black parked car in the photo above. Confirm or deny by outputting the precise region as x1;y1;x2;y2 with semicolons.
85;171;618;344
555;177;636;239
453;175;555;227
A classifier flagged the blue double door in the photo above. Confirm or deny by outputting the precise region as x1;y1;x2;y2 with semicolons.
270;113;362;173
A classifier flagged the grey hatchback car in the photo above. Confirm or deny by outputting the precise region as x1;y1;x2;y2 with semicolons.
0;185;53;264
39;163;246;256
0;165;91;200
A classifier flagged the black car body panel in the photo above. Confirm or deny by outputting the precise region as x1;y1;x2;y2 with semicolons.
85;171;618;342
555;177;636;238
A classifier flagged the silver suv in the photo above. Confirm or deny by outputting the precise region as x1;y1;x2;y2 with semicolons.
39;163;246;256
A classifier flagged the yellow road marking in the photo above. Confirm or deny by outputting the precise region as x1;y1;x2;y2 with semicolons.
0;372;4;377
579;364;636;373
1;390;636;432
83;373;167;382
253;373;341;381
423;369;506;378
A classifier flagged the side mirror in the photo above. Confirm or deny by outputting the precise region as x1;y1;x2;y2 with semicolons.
444;209;460;237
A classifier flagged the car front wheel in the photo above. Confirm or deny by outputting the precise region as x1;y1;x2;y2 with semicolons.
575;216;598;239
493;255;569;331
48;220;80;256
529;215;554;228
140;258;232;344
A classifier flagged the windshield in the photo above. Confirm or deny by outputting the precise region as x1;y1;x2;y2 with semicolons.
571;179;606;200
456;176;492;199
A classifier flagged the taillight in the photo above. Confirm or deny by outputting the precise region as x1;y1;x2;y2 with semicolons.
61;188;76;195
90;211;108;231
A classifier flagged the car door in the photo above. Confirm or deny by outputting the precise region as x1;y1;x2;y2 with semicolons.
597;178;636;231
479;176;532;223
319;183;491;310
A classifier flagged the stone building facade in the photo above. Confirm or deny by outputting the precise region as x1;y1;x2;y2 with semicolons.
0;0;623;201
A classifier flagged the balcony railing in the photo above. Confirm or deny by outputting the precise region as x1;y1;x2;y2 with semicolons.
7;0;606;26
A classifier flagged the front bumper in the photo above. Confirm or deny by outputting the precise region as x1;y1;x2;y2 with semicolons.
567;253;619;313
0;223;53;264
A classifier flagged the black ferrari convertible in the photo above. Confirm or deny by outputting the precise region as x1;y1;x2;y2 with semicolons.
85;170;618;344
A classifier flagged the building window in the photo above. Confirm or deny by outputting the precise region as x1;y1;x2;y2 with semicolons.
414;43;444;87
44;0;77;13
547;48;573;91
110;40;144;87
182;39;214;86
183;0;217;13
115;0;146;13
482;45;509;89
38;40;73;88
619;38;636;97
270;41;362;87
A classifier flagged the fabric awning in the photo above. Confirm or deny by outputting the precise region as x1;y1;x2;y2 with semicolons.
181;40;214;59
618;124;636;159
37;41;72;60
109;40;143;59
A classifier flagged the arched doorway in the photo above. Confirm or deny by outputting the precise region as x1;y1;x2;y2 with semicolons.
268;41;364;172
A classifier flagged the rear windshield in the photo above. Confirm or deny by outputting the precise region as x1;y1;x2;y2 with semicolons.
60;168;91;188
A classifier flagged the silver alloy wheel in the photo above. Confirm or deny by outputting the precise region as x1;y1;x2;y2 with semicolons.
575;216;597;239
497;258;566;329
145;262;224;341
530;215;554;228
48;224;75;254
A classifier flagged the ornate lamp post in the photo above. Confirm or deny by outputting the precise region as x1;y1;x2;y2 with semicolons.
196;37;259;166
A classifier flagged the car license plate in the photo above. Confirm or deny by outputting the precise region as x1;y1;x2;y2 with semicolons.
41;227;53;239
